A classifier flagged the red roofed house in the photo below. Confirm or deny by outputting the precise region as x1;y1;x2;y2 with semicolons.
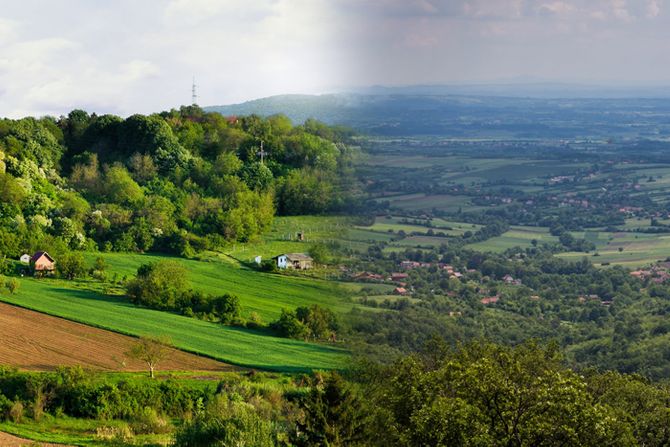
391;273;409;282
393;287;408;296
480;296;500;305
31;251;55;276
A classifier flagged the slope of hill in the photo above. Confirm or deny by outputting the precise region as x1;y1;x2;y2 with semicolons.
0;302;230;372
206;91;670;138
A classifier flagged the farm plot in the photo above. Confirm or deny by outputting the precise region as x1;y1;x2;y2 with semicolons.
0;279;349;372
466;226;558;252
557;232;670;267
0;302;230;372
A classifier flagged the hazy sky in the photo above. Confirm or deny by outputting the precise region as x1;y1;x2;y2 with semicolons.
0;0;669;117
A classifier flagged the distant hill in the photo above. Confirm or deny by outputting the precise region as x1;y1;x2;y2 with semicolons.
206;90;670;138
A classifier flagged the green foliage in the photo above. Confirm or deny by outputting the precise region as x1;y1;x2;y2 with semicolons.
271;305;338;341
57;252;86;280
175;396;276;447
126;261;189;310
5;277;19;294
367;341;636;446
293;372;370;447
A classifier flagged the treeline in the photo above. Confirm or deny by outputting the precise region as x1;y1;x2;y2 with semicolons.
0;107;360;259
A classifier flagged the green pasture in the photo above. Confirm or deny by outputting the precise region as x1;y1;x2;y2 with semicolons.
95;252;354;322
557;233;670;267
376;193;473;212
466;226;558;252
0;277;349;372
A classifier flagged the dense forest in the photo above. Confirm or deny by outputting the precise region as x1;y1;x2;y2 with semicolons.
0;106;360;260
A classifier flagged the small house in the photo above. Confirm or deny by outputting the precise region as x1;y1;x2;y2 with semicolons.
393;287;408;296
274;253;313;270
19;253;30;264
31;251;55;275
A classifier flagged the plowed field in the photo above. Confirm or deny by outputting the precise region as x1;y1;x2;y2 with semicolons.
0;302;232;372
0;431;69;446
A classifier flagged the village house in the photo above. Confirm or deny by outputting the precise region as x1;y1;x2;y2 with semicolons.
19;253;30;264
30;251;55;275
481;296;500;305
502;274;522;285
400;260;421;270
353;271;385;282
393;287;408;296
273;253;313;270
390;272;409;282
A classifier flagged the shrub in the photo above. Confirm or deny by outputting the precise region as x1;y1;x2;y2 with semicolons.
5;278;19;294
131;406;172;434
0;393;11;420
9;400;23;423
96;424;135;443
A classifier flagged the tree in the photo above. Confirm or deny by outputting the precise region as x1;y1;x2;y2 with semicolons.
293;373;370;447
270;309;308;339
127;335;172;378
126;261;189;309
57;252;86;280
5;278;19;294
210;294;241;324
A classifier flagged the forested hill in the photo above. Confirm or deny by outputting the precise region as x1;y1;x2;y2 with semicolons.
0;106;361;259
206;92;670;138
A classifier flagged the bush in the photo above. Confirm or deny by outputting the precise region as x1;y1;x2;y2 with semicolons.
174;398;276;447
0;393;11;420
96;424;135;443
131;406;172;434
5;278;19;294
246;312;263;329
9;400;23;423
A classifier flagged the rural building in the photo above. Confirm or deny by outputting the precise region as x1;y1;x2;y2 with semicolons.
480;296;500;305
390;272;409;282
393;287;408;296
19;253;30;264
30;251;55;275
274;253;313;270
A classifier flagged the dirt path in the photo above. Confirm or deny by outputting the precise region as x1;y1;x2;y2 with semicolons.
0;302;234;372
0;431;70;446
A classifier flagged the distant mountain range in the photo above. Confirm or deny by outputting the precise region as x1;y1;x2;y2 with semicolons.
205;85;670;138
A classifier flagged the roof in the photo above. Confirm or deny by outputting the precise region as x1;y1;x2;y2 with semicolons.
274;253;313;261
31;251;54;263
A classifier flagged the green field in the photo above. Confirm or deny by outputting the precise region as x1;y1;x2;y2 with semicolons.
466;226;558;252
95;252;353;322
0;276;348;372
558;232;670;267
220;215;350;262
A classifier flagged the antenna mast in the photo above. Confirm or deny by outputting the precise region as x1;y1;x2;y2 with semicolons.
191;77;198;105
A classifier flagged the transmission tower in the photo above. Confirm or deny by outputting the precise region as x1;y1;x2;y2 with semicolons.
191;77;198;105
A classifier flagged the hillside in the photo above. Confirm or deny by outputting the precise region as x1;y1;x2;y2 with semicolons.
0;302;230;372
206;92;670;138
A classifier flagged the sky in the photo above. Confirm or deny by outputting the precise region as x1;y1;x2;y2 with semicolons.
0;0;669;117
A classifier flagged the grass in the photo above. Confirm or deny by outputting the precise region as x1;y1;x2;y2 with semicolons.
557;232;670;267
0;274;349;372
466;226;558;252
96;252;353;322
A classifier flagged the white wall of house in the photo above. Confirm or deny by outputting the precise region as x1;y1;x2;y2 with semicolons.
276;255;288;268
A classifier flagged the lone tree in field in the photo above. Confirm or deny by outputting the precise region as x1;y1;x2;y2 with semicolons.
127;335;171;378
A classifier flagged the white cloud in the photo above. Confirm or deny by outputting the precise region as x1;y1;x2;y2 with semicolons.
0;1;343;118
647;0;662;17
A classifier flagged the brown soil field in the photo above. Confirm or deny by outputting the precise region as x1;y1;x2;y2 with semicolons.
0;302;234;372
0;431;70;446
